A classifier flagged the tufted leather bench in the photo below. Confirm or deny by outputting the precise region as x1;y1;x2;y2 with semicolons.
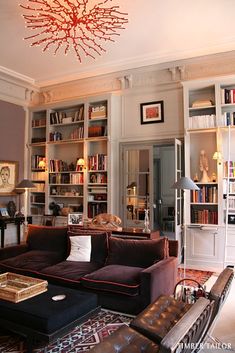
89;297;213;353
130;295;192;343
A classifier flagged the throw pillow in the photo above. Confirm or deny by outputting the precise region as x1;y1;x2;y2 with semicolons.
67;230;109;264
67;236;91;262
106;237;168;268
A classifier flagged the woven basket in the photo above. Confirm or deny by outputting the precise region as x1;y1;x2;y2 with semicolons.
174;278;207;303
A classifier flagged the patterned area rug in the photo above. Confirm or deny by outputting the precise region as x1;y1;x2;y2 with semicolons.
177;268;213;287
0;309;131;353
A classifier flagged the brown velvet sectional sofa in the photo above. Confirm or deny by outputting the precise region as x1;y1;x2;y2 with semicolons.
0;225;178;314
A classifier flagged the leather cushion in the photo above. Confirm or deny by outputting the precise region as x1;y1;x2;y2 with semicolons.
81;264;143;296
106;236;168;268
89;325;159;353
130;295;192;343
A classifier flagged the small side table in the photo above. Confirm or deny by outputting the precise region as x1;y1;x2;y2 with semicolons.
0;216;32;248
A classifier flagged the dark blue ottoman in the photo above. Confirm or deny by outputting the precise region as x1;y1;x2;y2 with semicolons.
0;284;98;352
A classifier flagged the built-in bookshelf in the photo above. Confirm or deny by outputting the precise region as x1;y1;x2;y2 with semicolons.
183;76;235;269
30;111;47;218
28;94;120;224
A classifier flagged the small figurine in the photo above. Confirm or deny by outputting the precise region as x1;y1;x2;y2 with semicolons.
199;150;210;183
211;172;217;182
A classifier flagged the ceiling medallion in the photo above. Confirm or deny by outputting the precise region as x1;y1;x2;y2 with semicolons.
20;0;128;62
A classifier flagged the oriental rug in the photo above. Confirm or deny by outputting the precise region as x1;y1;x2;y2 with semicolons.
177;267;213;287
0;309;131;353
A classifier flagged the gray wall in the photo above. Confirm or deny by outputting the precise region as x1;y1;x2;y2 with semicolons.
0;100;25;206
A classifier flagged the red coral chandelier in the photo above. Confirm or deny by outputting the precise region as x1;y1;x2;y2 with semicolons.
20;0;128;62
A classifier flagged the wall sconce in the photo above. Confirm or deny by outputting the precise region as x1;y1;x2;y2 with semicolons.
76;158;85;171
213;151;222;165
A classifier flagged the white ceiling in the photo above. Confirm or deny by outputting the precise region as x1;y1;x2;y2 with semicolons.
1;0;235;87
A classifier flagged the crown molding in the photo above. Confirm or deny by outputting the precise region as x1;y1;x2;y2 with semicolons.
0;67;39;107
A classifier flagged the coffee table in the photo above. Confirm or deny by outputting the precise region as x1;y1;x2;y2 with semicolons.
0;284;99;352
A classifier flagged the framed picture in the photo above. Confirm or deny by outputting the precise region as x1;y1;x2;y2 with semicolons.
0;161;18;195
140;101;164;124
0;208;9;217
68;213;83;225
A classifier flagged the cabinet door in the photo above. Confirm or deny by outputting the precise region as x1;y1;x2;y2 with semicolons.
186;226;224;269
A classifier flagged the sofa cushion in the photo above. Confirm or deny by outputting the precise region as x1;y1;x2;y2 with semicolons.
27;225;68;258
81;264;143;296
67;236;91;262
0;250;63;273
41;261;101;284
68;230;109;265
106;237;168;268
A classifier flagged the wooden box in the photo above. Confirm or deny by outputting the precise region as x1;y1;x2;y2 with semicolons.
0;272;48;303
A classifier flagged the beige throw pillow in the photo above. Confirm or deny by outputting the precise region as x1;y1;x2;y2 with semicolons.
67;235;91;262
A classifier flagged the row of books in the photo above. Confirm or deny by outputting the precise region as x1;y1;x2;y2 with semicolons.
221;88;235;104
30;194;45;204
31;172;46;181
50;105;84;125
89;173;107;184
225;196;235;210
222;112;235;126
49;172;83;184
223;161;235;178
31;155;45;169
32;182;45;192
32;117;46;127
88;125;107;137
223;179;235;194
191;209;218;224
191;186;218;203
188;115;215;129
88;154;107;171
49;159;70;172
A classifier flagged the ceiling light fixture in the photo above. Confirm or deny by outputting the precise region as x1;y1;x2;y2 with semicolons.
19;0;128;62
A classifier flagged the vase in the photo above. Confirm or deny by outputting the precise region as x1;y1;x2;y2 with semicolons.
7;201;17;217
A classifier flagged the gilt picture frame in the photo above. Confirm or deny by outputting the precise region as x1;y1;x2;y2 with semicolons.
0;160;18;195
140;101;164;124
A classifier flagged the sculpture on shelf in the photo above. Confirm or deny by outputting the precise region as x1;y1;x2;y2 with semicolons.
143;209;151;233
199;150;210;183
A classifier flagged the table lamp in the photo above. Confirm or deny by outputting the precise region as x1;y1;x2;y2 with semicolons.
15;179;36;227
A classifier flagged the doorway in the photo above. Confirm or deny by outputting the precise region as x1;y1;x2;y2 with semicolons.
120;139;183;241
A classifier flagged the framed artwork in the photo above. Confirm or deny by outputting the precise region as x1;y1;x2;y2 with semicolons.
0;161;18;195
140;101;164;124
68;213;83;225
0;208;9;217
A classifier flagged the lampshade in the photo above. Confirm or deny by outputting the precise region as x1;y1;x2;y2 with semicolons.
171;177;200;190
77;158;85;166
38;159;46;169
213;151;222;164
15;179;36;189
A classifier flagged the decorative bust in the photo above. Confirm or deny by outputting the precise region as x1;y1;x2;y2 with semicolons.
199;150;210;183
